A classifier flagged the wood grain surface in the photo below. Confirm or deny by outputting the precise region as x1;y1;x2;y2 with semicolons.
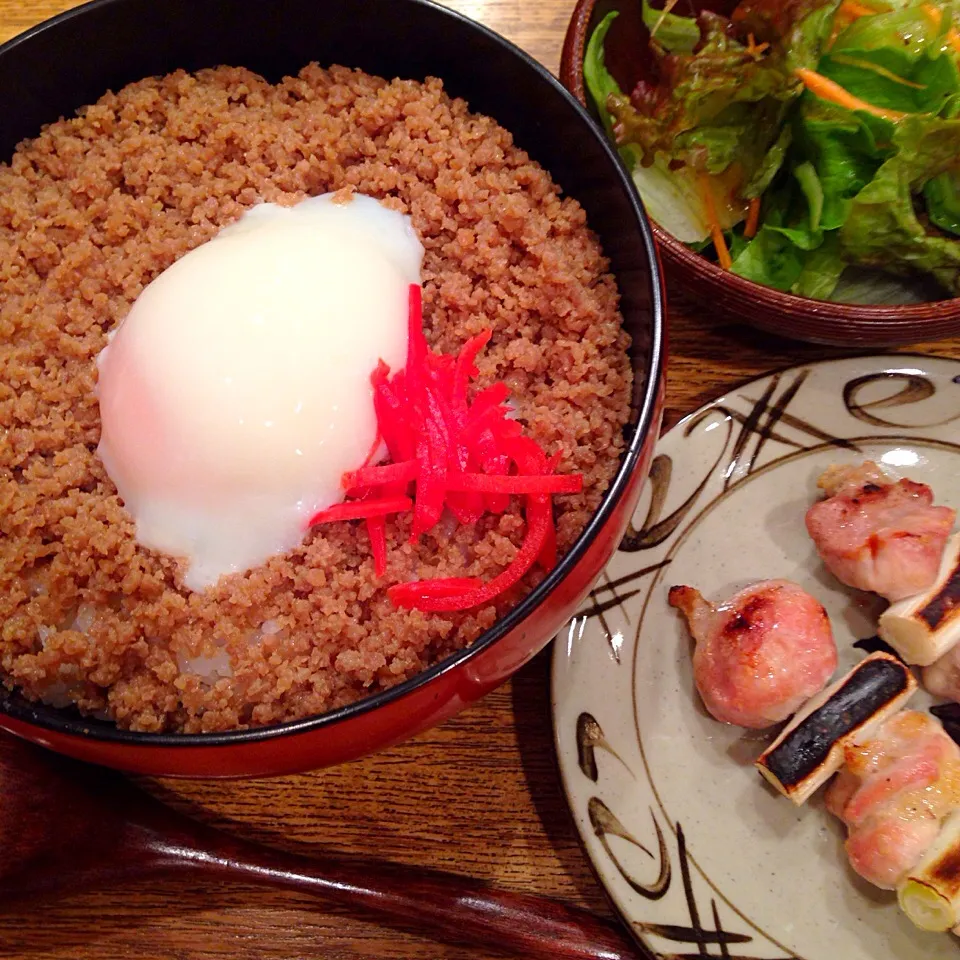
1;2;959;959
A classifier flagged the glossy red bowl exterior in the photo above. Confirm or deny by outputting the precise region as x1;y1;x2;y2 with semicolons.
561;0;960;347
0;0;666;776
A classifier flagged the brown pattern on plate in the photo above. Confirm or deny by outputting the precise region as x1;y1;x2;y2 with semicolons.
576;714;791;959
553;356;960;960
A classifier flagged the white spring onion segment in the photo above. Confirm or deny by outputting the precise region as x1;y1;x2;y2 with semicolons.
879;533;960;666
755;651;917;805
898;810;960;932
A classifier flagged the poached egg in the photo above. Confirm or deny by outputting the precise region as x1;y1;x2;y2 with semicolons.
96;193;423;590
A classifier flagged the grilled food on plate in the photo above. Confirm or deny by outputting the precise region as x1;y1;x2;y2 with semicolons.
671;458;960;937
806;461;955;602
755;652;917;805
668;579;837;729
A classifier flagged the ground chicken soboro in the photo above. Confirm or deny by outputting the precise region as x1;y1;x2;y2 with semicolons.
0;64;632;733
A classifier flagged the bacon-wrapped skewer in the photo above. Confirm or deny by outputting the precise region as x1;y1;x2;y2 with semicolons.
806;462;955;603
668;579;837;729
825;710;960;891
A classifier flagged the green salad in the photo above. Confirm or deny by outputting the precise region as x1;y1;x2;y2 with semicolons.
586;0;960;303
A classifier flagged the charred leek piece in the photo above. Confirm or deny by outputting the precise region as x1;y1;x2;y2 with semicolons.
898;810;960;932
879;533;960;667
755;652;917;805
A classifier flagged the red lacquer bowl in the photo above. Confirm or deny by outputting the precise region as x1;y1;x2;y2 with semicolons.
0;0;666;777
561;0;960;347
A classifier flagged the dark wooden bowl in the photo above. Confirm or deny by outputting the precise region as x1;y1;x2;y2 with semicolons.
560;0;960;347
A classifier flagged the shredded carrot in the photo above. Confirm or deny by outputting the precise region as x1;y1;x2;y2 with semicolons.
744;197;762;239
829;0;886;47
840;0;882;17
710;224;733;269
918;1;960;56
922;3;943;27
699;175;733;269
794;68;907;120
745;33;770;59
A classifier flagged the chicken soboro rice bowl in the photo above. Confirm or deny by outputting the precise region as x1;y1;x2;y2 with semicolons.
0;64;632;733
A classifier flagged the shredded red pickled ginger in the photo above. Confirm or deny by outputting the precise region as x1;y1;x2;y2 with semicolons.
308;284;583;611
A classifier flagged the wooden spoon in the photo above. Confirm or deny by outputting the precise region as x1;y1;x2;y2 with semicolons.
0;734;641;960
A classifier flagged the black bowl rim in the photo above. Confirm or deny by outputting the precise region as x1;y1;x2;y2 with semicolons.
0;0;666;748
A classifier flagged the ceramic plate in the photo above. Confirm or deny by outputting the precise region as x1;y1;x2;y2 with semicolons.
552;354;960;960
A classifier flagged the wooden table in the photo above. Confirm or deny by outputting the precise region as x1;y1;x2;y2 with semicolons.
1;2;958;959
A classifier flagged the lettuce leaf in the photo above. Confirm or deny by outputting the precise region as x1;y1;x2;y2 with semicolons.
607;11;796;172
641;0;699;54
817;42;960;116
585;9;751;242
924;170;960;235
731;224;806;290
783;1;844;73
671;101;789;175
744;124;793;198
584;11;623;138
730;205;844;300
794;160;824;231
794;96;893;231
831;5;949;62
793;233;845;298
839;115;960;294
585;0;960;303
731;0;843;70
754;163;823;250
630;161;716;243
732;0;842;44
606;0;841;182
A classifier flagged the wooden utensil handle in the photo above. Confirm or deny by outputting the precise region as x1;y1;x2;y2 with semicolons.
168;831;644;960
0;732;643;960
